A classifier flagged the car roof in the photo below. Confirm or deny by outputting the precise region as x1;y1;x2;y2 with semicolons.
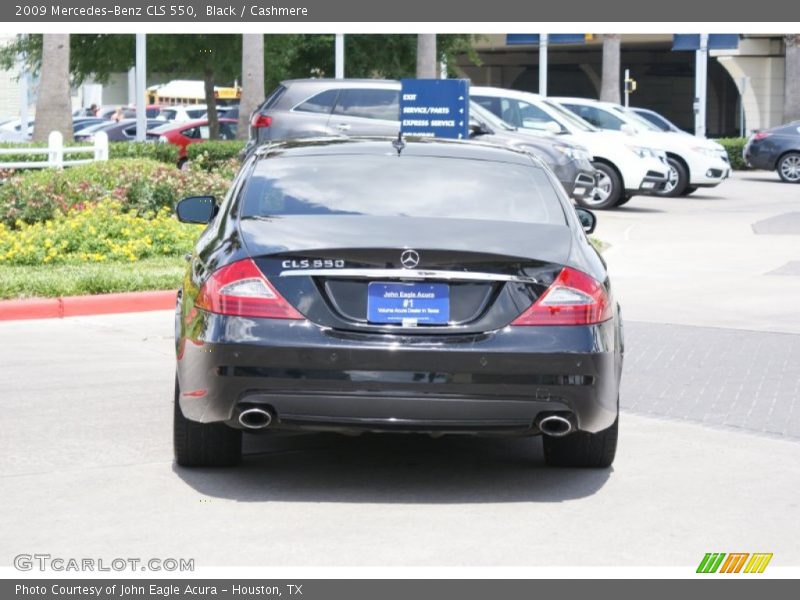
552;96;618;109
471;86;544;100
148;117;237;134
162;104;208;110
255;136;541;167
281;78;397;88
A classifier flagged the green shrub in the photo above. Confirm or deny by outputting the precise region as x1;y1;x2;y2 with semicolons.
109;141;179;164
0;141;178;168
715;138;749;170
0;158;233;227
188;140;246;171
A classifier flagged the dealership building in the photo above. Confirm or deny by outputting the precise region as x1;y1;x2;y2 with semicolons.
456;33;792;137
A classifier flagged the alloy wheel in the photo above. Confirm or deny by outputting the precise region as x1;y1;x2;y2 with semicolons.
779;154;800;182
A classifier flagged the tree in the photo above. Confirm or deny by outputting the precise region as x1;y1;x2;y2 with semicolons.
600;34;621;104
148;35;242;140
33;34;72;142
238;34;265;140
785;34;800;123
2;34;482;138
416;34;437;78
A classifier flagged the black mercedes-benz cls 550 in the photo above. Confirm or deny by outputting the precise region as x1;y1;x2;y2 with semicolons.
173;137;623;468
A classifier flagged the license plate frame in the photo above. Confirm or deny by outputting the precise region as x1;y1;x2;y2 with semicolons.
367;282;450;325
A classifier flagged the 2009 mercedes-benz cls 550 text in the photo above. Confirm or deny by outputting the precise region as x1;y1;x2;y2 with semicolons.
173;137;623;469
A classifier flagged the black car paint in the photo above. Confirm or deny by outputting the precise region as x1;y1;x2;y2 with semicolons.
175;138;622;436
744;121;800;170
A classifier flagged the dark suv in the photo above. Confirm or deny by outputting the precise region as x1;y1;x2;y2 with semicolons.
244;79;598;200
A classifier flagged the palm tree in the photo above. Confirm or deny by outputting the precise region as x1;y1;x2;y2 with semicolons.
33;34;72;143
416;34;437;78
238;34;264;140
785;34;800;123
600;34;621;104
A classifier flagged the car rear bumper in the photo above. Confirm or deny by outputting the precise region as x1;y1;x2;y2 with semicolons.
743;142;776;170
176;313;622;435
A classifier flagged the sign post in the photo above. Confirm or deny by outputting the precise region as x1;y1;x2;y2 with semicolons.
539;33;549;96
694;33;709;138
335;34;345;78
400;79;470;140
135;33;146;142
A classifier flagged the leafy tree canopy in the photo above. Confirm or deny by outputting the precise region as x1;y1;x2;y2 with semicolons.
1;33;481;89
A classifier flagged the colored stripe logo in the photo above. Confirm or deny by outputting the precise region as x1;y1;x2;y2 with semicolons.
697;553;773;573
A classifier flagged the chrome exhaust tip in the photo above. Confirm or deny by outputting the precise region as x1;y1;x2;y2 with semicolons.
238;407;273;430
538;415;574;437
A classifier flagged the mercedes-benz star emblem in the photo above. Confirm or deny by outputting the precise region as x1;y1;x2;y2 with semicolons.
400;249;420;269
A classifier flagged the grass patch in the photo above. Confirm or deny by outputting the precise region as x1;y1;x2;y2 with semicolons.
0;256;185;300
589;237;608;252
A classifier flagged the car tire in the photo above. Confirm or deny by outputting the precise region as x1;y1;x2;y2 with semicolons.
543;417;618;468
578;162;622;210
658;157;689;197
614;195;632;206
683;186;698;195
777;152;800;183
173;376;242;467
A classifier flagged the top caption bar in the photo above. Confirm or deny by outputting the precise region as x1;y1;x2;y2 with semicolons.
1;0;792;22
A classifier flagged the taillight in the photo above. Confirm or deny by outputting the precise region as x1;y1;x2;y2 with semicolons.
195;259;303;319
510;267;612;326
251;113;272;128
753;132;771;141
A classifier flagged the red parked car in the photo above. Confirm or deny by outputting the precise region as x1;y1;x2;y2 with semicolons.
147;118;238;164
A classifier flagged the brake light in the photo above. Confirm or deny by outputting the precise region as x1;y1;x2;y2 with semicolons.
196;259;303;319
251;113;272;128
753;132;771;141
510;267;612;326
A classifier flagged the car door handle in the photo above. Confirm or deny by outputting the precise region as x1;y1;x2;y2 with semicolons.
336;123;351;131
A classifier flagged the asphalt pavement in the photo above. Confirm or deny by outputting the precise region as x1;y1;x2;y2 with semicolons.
1;172;799;567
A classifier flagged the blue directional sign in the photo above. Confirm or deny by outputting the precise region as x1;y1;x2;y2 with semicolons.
400;79;470;139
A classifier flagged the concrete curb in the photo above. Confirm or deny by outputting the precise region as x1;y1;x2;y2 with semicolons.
0;290;177;321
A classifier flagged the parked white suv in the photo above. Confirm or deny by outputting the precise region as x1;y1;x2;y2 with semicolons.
472;87;670;209
156;105;208;123
554;97;731;197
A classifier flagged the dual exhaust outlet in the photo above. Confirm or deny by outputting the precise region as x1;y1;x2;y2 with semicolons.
238;407;574;436
537;414;575;437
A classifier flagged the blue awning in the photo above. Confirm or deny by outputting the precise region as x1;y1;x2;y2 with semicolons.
672;34;740;51
506;34;590;45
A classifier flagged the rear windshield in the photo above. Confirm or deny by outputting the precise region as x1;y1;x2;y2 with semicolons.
240;154;565;225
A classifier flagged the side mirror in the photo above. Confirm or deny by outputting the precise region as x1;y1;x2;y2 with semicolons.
575;207;597;234
620;123;638;135
176;196;217;224
469;120;492;137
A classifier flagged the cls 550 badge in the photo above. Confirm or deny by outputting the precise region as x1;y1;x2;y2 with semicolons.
282;259;345;269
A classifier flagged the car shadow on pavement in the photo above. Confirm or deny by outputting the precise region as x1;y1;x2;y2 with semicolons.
173;431;612;504
615;206;665;213
741;176;782;184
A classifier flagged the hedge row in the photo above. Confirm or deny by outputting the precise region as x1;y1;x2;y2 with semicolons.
715;138;748;170
0;158;232;227
0;141;178;165
187;140;247;171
